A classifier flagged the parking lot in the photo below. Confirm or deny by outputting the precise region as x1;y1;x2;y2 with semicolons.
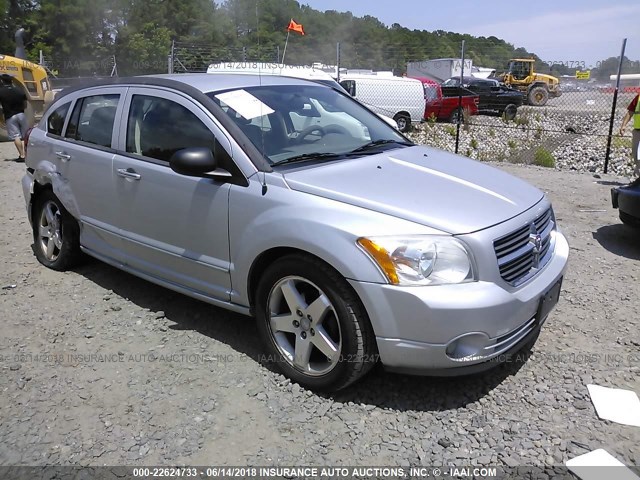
0;140;639;468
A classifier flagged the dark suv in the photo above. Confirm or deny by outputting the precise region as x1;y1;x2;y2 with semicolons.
443;77;523;120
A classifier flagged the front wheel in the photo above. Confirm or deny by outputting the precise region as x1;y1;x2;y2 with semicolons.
32;189;82;270
255;254;377;391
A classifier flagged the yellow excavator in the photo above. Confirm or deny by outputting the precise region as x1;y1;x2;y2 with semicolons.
499;58;561;107
1;29;55;140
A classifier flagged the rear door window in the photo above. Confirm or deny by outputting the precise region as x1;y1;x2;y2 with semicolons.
65;94;120;148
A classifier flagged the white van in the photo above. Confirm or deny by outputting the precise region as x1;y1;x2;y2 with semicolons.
338;75;425;132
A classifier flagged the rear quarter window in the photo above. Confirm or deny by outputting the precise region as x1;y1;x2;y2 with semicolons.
46;102;71;136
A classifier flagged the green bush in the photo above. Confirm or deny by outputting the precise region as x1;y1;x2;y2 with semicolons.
470;138;478;150
533;147;556;168
508;139;517;149
515;113;530;126
612;136;632;149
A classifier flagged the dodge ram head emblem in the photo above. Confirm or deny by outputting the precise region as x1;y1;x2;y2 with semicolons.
529;224;543;268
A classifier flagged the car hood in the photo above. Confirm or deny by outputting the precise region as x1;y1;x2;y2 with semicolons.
282;146;544;234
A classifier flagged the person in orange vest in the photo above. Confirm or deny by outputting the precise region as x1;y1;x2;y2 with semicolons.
619;92;640;179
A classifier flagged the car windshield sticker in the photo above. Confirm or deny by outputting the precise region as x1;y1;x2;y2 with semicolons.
215;89;274;120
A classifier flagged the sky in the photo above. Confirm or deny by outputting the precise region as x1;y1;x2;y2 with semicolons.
300;0;640;69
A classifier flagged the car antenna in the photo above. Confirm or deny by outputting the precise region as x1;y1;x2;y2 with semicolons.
257;0;268;196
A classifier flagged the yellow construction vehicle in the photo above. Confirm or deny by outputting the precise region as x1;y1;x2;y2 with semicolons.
0;54;53;111
499;58;561;107
1;29;55;140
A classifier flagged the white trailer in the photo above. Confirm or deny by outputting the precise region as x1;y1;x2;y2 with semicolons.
407;58;473;82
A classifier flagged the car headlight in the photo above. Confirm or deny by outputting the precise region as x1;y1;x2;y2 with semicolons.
357;236;476;286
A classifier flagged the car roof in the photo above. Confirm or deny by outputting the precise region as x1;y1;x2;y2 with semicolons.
151;73;320;92
55;73;323;99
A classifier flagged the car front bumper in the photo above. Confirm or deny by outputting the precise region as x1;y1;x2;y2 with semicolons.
348;231;569;374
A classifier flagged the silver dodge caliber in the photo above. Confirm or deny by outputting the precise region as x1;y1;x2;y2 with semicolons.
22;74;568;391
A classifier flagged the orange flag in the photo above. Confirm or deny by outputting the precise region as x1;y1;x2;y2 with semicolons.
287;19;305;35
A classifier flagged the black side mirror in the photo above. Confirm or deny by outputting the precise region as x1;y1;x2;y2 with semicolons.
170;147;224;178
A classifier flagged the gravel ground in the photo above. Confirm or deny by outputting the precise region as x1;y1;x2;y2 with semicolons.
0;140;639;469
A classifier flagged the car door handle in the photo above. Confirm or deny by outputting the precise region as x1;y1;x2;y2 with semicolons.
116;168;142;181
55;151;71;161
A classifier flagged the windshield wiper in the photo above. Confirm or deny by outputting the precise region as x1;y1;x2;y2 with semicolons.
271;140;414;167
347;139;414;154
271;152;342;167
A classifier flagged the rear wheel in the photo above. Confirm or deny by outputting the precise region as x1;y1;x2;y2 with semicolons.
255;254;377;391
528;86;549;106
503;104;518;121
393;113;411;132
32;190;82;270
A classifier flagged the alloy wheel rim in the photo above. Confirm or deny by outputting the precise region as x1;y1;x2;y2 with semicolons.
267;276;342;376
38;200;63;261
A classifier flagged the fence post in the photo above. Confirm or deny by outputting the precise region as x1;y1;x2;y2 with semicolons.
336;42;341;82
455;40;465;155
604;38;627;174
168;40;175;74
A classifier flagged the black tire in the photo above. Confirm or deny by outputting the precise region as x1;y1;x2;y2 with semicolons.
393;113;411;133
528;86;549;106
255;254;377;391
32;189;82;271
620;211;640;229
503;104;518;121
449;109;462;124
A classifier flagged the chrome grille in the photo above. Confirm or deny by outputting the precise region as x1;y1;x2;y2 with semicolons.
494;208;554;285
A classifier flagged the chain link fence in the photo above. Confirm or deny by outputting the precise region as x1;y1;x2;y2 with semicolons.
168;38;638;177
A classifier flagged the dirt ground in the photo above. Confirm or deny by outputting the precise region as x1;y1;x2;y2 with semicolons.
0;140;639;469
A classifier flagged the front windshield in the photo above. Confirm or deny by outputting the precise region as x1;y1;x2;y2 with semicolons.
206;84;410;165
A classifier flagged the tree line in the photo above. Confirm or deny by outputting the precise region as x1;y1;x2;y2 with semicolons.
1;0;636;81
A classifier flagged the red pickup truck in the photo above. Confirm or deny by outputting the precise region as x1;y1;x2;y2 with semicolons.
410;77;479;123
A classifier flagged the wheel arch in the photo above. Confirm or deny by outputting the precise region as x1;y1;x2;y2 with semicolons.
527;82;549;92
394;110;411;119
29;180;54;224
31;164;82;221
247;246;366;314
